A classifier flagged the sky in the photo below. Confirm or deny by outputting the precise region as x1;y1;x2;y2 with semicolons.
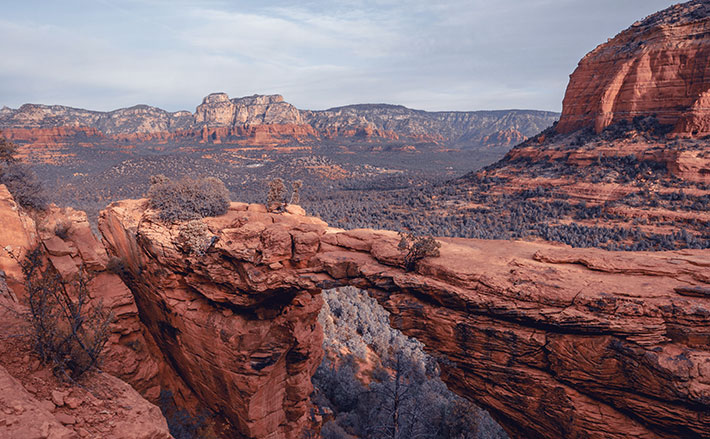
0;0;678;113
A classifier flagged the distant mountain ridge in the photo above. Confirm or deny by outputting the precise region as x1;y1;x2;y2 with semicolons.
0;92;558;148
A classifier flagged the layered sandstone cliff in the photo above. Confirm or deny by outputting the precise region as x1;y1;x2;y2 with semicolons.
458;0;710;246
97;198;709;439
0;186;162;398
0;93;558;148
557;0;710;135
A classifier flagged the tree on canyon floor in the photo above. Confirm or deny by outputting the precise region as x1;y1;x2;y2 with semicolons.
313;287;508;439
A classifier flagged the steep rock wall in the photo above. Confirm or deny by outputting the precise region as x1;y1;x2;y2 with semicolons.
557;1;710;135
0;185;161;399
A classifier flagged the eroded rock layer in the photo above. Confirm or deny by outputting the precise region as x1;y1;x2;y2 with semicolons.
99;201;326;439
557;0;710;135
98;199;710;439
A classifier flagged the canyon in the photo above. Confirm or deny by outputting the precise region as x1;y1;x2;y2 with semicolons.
1;1;710;439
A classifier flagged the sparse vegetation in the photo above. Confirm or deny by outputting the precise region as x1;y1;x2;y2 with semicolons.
266;177;287;212
16;247;113;379
290;179;303;205
304;161;710;252
398;233;441;271
177;220;214;256
313;287;507;439
0;134;46;210
147;174;230;222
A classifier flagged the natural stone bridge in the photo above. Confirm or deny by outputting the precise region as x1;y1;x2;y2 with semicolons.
95;199;710;439
0;188;708;439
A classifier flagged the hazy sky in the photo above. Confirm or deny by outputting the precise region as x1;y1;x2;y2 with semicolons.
0;0;677;112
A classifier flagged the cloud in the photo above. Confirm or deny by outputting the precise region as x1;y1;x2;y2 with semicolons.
0;0;678;112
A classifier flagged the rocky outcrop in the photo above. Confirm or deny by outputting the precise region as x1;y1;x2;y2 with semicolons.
0;94;558;149
0;181;708;438
99;199;710;439
557;0;710;135
195;93;305;127
1;126;105;143
0;363;171;439
455;0;710;247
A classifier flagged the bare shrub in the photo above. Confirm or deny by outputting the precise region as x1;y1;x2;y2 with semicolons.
147;175;230;222
54;220;71;240
398;232;441;271
290;180;303;205
266;177;287;212
18;247;113;378
177;220;214;256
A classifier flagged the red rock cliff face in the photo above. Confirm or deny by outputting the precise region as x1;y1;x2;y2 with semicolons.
99;201;326;439
557;0;710;135
0;186;162;399
98;199;710;439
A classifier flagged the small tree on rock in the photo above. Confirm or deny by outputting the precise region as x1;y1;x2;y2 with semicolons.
15;247;113;379
398;233;441;271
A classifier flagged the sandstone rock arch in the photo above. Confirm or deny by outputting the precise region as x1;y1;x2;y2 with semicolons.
95;199;710;439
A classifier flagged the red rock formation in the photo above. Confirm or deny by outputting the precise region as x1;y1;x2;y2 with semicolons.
99;201;326;439
479;127;526;148
98;198;710;439
557;1;710;135
1;94;558;153
1;127;104;143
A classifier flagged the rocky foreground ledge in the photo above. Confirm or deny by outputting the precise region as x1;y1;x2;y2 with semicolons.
0;186;709;439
